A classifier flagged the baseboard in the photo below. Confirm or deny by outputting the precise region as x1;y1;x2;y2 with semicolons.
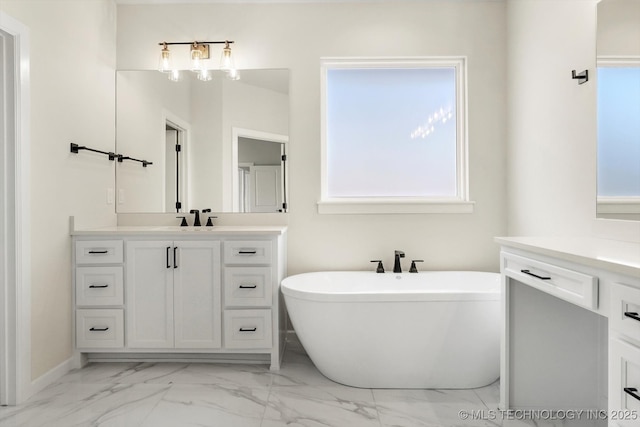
24;356;74;400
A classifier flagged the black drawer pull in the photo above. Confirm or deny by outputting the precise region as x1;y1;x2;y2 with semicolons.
239;285;257;289
624;387;640;402
89;284;109;289
238;250;257;255
88;250;108;254
239;327;257;332
174;247;178;269
89;327;109;332
624;312;640;322
521;269;551;280
166;246;171;268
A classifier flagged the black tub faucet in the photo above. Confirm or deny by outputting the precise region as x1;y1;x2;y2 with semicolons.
393;250;405;273
190;209;201;226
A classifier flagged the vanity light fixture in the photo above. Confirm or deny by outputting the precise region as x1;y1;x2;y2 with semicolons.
157;40;239;81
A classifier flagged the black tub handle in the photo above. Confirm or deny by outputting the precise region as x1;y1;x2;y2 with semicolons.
89;327;109;332
239;327;257;332
521;269;551;280
624;387;640;402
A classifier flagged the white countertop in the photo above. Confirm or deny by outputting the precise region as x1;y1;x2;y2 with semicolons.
495;236;640;278
71;225;288;236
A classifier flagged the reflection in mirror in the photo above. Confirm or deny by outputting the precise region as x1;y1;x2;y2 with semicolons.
116;69;289;214
596;0;640;221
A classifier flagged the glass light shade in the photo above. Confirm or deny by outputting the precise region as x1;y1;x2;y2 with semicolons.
220;44;234;71
197;69;212;81
158;45;172;72
191;45;203;71
168;69;181;82
227;68;240;81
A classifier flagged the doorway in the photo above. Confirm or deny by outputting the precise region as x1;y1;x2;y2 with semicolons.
0;12;31;405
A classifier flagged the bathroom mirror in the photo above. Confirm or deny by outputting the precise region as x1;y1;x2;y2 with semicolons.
596;0;640;221
116;69;289;213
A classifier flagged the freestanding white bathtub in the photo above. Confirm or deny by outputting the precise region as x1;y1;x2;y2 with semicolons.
281;271;500;389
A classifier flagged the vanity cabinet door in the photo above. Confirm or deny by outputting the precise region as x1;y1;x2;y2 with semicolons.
173;241;221;349
126;240;174;348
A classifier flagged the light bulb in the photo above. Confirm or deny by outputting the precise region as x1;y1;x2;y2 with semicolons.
158;43;172;72
191;44;203;71
220;41;235;71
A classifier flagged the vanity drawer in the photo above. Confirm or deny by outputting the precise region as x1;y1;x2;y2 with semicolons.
609;338;640;426
76;266;123;306
224;267;272;307
224;309;272;349
76;240;124;265
224;241;272;265
76;309;124;349
611;283;640;343
502;252;598;310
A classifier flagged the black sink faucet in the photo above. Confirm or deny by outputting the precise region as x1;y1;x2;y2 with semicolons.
393;250;405;273
190;209;201;226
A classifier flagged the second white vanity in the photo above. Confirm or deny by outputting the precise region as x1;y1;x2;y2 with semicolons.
72;225;287;370
497;236;640;426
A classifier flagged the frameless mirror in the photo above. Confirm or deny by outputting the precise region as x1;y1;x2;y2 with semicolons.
116;69;289;213
596;0;640;221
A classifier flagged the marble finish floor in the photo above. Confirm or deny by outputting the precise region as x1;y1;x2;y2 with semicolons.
0;338;603;427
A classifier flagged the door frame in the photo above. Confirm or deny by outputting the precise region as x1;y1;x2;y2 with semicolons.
230;128;288;212
0;11;31;405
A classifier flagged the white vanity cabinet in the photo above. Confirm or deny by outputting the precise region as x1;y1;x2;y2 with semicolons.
72;226;287;370
497;237;640;425
126;240;221;349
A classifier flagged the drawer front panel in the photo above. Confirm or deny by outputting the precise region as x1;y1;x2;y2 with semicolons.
502;252;598;310
76;309;124;349
611;283;640;343
76;240;124;265
224;309;272;349
610;338;640;426
76;266;124;306
224;241;272;265
224;267;272;307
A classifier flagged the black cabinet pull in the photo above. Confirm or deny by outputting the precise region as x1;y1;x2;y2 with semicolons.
521;269;551;280
173;247;178;268
624;312;640;322
239;327;257;332
89;327;109;332
624;387;640;402
88;250;108;254
238;250;257;255
89;284;109;289
166;246;171;268
239;285;257;289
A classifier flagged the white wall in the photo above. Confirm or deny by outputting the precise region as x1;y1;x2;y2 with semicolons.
117;1;508;274
506;0;598;236
0;0;117;380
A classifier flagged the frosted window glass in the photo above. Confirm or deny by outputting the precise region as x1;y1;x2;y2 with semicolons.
597;66;640;197
326;67;457;198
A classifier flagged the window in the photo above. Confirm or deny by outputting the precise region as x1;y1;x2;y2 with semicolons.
319;58;472;214
597;59;640;215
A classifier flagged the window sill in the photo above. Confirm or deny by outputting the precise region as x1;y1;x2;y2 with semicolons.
597;197;640;214
317;198;475;214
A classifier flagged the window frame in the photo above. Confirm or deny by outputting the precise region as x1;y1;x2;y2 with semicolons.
318;57;473;214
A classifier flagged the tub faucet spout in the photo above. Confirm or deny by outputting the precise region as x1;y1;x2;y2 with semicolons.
393;250;405;273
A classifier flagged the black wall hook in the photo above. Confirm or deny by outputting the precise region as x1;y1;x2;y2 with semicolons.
571;69;589;85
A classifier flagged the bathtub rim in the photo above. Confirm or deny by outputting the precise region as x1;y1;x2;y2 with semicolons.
281;270;500;303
